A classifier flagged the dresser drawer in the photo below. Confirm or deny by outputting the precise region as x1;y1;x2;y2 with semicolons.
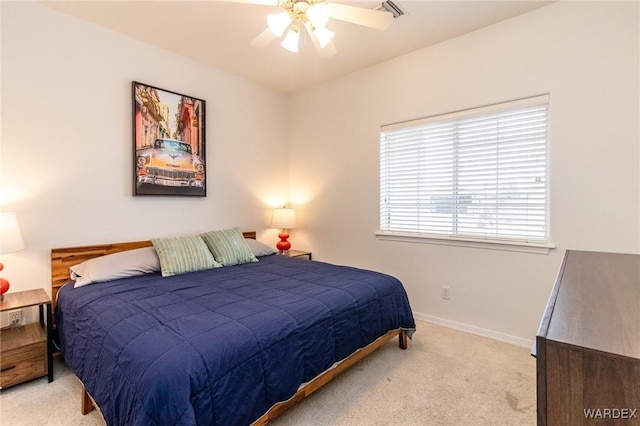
0;324;47;389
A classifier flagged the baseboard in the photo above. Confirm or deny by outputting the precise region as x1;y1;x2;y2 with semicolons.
413;312;535;349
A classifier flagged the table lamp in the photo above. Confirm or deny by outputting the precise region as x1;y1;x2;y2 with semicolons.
0;212;25;299
271;207;296;253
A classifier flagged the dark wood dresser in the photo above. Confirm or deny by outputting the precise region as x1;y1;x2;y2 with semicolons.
534;250;640;425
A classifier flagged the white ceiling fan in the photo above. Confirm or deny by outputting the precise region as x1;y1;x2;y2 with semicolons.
225;0;396;57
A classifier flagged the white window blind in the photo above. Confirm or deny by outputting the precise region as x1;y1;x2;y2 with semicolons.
380;95;549;244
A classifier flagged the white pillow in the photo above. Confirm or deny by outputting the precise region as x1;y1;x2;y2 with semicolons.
244;238;277;257
70;247;160;287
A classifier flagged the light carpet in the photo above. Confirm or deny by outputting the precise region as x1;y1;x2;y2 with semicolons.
0;321;536;425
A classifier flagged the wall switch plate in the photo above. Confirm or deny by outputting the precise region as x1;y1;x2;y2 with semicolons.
442;286;451;300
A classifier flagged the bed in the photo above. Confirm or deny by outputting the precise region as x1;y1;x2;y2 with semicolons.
51;230;416;425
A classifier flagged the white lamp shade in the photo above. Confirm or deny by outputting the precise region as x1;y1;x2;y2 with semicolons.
280;28;300;53
0;212;25;254
313;26;335;48
306;2;329;28
267;11;291;37
271;208;296;229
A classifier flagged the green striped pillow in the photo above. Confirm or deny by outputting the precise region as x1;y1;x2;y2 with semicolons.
152;235;221;277
200;227;258;266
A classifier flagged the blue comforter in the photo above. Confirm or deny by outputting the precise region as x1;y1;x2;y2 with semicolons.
57;255;415;425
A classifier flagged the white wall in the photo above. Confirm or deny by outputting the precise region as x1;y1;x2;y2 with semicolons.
0;2;289;297
288;1;640;344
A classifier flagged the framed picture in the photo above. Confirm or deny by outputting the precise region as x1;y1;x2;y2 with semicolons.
132;81;206;196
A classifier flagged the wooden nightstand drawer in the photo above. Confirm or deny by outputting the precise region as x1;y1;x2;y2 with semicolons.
0;323;47;389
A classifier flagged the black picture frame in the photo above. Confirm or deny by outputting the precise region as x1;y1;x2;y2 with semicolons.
132;81;206;196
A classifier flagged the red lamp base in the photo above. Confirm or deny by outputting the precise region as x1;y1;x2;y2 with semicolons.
276;230;291;253
0;262;9;300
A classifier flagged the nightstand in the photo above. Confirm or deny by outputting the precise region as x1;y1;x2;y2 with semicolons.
277;250;312;260
0;289;53;388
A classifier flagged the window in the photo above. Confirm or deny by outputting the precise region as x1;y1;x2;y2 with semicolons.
379;95;551;250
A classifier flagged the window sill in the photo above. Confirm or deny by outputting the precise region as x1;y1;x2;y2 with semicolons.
375;231;555;255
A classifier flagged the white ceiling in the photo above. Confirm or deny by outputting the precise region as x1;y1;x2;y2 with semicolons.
43;1;552;93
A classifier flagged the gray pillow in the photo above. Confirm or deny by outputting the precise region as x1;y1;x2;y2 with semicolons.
70;247;160;287
245;238;277;257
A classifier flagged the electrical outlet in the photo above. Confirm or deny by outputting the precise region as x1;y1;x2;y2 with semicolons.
442;286;451;300
9;310;22;326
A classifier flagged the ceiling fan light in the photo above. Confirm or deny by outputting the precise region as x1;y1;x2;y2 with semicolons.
267;12;291;37
281;28;300;53
306;2;329;28
313;26;334;48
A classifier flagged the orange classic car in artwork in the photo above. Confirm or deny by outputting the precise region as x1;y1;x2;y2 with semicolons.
136;138;205;188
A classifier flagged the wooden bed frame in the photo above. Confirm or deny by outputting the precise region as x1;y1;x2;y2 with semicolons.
50;231;409;425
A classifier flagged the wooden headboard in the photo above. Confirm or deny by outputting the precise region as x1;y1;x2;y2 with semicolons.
50;231;257;313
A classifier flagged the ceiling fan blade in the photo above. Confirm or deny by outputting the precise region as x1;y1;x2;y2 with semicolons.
251;27;277;47
327;3;393;30
318;41;337;58
305;22;337;58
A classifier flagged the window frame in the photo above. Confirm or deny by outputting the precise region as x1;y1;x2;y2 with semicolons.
377;95;554;254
